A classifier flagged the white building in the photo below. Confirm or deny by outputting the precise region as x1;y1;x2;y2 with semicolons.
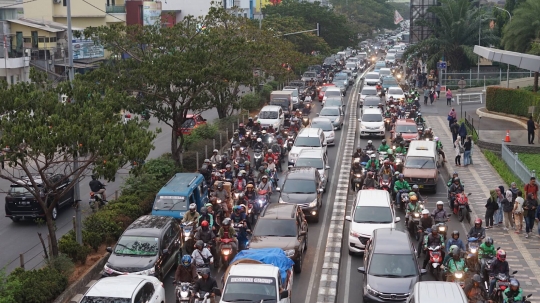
173;0;254;20
0;0;30;85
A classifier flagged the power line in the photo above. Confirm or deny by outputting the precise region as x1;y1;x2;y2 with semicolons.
82;0;125;22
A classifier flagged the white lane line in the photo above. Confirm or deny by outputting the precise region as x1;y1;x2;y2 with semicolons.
343;205;352;303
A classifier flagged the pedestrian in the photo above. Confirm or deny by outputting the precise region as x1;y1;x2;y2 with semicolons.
514;190;524;234
468;135;474;165
523;193;538;238
429;87;435;104
524;177;538;200
510;182;519;198
485;189;499;229
454;136;462;166
436;82;441;99
422;87;428;105
446;88;453;106
495;185;505;226
501;190;515;231
451;121;460;143
458;122;467;145
463;136;472;167
527;115;536;144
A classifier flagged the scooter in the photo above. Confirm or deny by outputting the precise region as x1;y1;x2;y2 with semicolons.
409;211;421;241
427;245;443;281
194;288;221;303
181;222;195;255
490;271;518;303
89;188;107;212
253;149;263;170
172;281;193;303
466;237;481;272
452;192;472;223
219;238;236;268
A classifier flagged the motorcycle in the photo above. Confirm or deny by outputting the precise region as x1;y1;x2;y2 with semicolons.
89;190;107;212
408;210;421;241
219;238;236;268
302;115;310;128
490;271;518;303
427;245;443;281
384;117;392;131
395;153;405;173
466;237;481;273
448;270;466;288
399;190;410;210
181;222;195;254
435;221;448;242
481;253;497;283
452;192;472;223
253;149;263;170
256;189;269;210
379;174;392;193
194;288;221;303
173;281;193;303
233;221;249;251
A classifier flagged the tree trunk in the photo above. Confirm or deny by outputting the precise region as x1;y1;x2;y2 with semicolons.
170;120;182;167
45;210;59;257
216;103;228;119
534;72;538;93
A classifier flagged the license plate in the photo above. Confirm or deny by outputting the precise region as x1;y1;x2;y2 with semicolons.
418;185;424;189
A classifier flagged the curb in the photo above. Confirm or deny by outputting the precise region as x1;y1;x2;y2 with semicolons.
476;107;527;129
53;253;110;303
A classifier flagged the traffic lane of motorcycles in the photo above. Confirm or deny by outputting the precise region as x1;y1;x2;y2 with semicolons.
337;176;475;303
162;79;358;303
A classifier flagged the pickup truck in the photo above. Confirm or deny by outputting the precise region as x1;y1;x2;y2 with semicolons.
220;248;294;303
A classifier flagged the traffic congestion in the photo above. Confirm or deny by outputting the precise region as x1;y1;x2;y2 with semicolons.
72;31;533;303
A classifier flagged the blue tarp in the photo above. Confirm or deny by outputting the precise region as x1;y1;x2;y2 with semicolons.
232;248;294;284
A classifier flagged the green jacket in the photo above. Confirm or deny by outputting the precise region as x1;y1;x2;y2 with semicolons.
478;243;496;259
182;211;200;225
503;288;523;302
447;178;464;188
436;141;443;150
366;159;379;170
395;146;407;154
378;144;390;153
446;258;468;273
218;226;237;239
384;112;391;118
394;180;411;192
407;202;422;213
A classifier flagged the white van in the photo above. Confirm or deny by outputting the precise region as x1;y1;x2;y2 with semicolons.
359;106;384;138
257;105;284;131
345;189;400;254
408;282;468;303
288;128;327;165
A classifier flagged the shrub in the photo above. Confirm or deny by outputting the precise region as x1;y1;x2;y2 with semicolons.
486;87;540;118
58;231;91;264
240;93;262;111
45;254;75;277
83;230;103;252
484;150;524;189
142;156;179;180
184;124;218;150
267;80;279;90
260;84;273;103
83;211;123;243
6;267;68;303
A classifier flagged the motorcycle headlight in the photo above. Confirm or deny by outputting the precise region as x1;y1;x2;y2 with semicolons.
454;272;463;279
470;248;477;253
355;174;361;178
217;199;222;204
290;153;298;158
284;249;295;257
258;199;264;206
180;291;189;298
222;248;231;256
234;193;239;199
438;226;446;232
309;201;317;207
414;213;420;217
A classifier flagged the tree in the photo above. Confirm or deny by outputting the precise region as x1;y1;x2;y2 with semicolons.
331;0;397;39
0;70;156;257
403;0;499;71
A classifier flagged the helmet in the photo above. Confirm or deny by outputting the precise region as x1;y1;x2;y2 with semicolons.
410;195;418;201
233;205;241;212
213;149;218;153
200;206;207;215
509;278;520;288
452;248;461;258
181;255;192;267
485;236;493;247
195;240;204;249
422;209;430;215
222;218;231;226
248;117;253;121
91;175;98;180
387;149;393;155
412;184;419;190
268;149;273;153
451;230;459;238
409;192;416;197
368;140;373;144
239;123;244;127
453;177;460;182
204;159;210;163
217;182;224;189
200;267;211;276
357;146;362;151
474;218;482;226
431;225;439;233
449;245;459;255
189;203;197;211
370;154;376;158
384;160;390;165
262;130;267;134
367;171;374;178
382;139;386;144
472;274;482;283
496;249;506;261
262;175;268;179
257;138;262;143
398;173;404;179
257;121;261;124
239;170;246;175
205;203;212;208
436;201;444;206
434;137;439;142
225;164;231;169
418;112;422;116
247;184;254;189
201;220;209;227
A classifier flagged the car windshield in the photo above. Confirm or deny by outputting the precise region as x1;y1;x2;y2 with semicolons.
353;206;392;223
383;79;398;86
222;277;277;302
334;74;347;80
396;125;418;133
181;119;195;128
362;88;377;95
259;111;279;119
320;108;339;116
80;297;130;303
114;236;159;256
303;72;316;78
362;114;383;122
153;196;188;211
296;158;324;169
253;219;297;237
380;70;391;75
325;91;341;98
294;136;321;147
9;186;31;195
364;99;380;107
388;88;403;95
311;121;333;131
405;156;436;169
346;63;356;69
366;73;379;80
325;99;342;107
368;254;418;277
282;179;317;194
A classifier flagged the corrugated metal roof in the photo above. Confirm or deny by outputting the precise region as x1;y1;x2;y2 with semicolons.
8;18;84;32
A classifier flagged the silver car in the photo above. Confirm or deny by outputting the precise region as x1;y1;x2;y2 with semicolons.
311;117;336;146
317;106;344;130
295;149;331;190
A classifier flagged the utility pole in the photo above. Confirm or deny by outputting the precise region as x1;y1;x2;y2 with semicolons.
66;0;82;245
494;6;512;88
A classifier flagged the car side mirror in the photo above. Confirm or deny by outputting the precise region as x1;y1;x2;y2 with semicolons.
316;113;320;116
357;267;366;273
395;217;401;223
162;249;169;255
325;165;330;170
299;230;307;236
275;187;281;192
512;270;518;275
279;290;289;299
420;269;427;275
345;215;352;222
106;247;113;253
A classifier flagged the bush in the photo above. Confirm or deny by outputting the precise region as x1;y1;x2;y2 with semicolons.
83;211;124;244
5;267;68;303
83;230;103;252
267;80;279;90
486;87;540;118
484;150;524;189
45;254;75;277
58;231;91;264
240;93;262;111
260;84;273;103
184;124;218;150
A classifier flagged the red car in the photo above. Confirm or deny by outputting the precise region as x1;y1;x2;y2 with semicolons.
391;119;418;145
178;114;207;135
318;83;336;102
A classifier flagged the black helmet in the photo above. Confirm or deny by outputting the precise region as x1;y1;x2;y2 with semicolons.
472;274;482;283
485;236;493;247
91;174;98;180
431;226;438;233
453;177;460;182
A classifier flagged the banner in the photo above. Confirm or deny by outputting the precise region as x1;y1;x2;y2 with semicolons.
394;10;404;25
143;1;162;26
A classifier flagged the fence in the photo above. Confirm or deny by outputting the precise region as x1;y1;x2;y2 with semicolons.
440;68;534;88
463;111;479;142
456;92;484;105
501;142;539;192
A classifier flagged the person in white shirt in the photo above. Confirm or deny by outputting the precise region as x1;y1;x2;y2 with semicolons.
210;150;221;165
514;190;525;234
191;240;214;267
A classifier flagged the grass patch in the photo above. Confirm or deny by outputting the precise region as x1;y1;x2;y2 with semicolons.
517;153;540;175
458;118;479;143
484;150;524;188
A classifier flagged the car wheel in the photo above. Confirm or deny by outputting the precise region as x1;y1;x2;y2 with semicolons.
294;254;303;273
51;206;58;221
348;249;354;256
304;234;308;251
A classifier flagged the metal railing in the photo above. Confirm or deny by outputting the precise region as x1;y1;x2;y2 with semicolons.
463;111;479;141
105;5;125;13
440;69;534;88
501;142;539;193
456;92;484;105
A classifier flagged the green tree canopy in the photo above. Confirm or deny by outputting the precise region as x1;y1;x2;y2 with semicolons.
501;0;540;53
331;0;397;39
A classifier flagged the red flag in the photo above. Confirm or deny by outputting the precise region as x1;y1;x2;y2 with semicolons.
394;10;404;25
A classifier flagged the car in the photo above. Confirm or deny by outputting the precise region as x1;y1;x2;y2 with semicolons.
178;114;207;135
5;174;75;222
103;215;180;280
311;117;336;146
381;76;399;90
386;86;406;102
277;167;324;221
333;73;348;94
319;83;337;102
323;97;344;110
359;86;379;106
308;65;322;75
410;282;469;303
378;68;392;79
363;72;381;86
357;52;368;60
342;70;355;85
402;140;440;192
322;87;342;104
391;119;418;144
318;106;344;130
257;105;285;131
248;203;308;273
294;149;330;191
345;190;400;254
301;71;318;82
323;57;336;68
363;96;382;109
79;275;166;303
373;61;386;72
358;228;426;303
346;62;358;75
359;107;384;138
282;86;301;109
386;54;396;64
288;127;327;165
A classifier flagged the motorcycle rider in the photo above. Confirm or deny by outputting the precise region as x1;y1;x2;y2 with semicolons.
174;255;198;284
394;173;411;207
267;124;275;134
210;150;221;165
468;218;486;240
405;195;422;227
352;146;363;159
503;279;523;303
193;268;218;303
423;226;445;269
265;148;278;164
378;139;391;153
217;218;238;255
252;121;261;133
223;164;234;182
435;137;447;162
231;144;242;160
258;175;273;195
488;249;510;295
432;201;448;223
363;171;377;189
446;230;466;253
365;140;375;152
444;248;468;282
214;182;230;210
194;220;216;253
253;138;265;151
415;112;425;125
244;184;256;207
290;118;300;133
231;132;240;147
479;236;497;279
417;209;435;257
411;184;424;202
378;160;394;189
423;127;434;140
464;274;491;303
246;117;254;128
182;203;200;225
230;205;249;250
237;123;246;138
395;141;407;154
191;240;214;267
447;172;462;187
366;154;379;172
233;171;247;192
449;177;465;210
209;197;223;228
198;207;214;229
89;174;107;202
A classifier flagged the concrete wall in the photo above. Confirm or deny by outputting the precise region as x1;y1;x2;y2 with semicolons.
499;77;535;89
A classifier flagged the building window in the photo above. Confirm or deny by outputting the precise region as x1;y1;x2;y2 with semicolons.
63;0;66;6
23;37;30;43
49;37;57;43
0;9;17;20
244;13;247;18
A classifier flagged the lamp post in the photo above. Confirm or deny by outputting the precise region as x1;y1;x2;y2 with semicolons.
494;6;512;88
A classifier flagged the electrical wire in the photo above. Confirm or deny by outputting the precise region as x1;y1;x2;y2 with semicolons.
0;0;37;9
82;0;125;22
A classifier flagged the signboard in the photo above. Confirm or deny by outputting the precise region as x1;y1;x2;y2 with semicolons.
143;1;162;26
458;80;467;89
72;39;104;60
437;61;447;69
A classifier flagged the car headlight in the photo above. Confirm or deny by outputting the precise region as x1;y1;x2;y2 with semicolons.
309;200;317;207
284;249;295;257
344;80;347;85
379;125;385;130
454;272;463;279
367;284;380;296
350;230;361;238
104;265;114;274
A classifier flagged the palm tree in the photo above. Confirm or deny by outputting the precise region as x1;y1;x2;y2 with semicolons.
404;0;499;71
502;0;540;91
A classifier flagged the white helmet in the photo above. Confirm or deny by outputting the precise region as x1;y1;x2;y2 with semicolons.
213;149;218;153
262;130;267;134
257;138;262;143
422;209;430;215
436;201;444;206
368;140;373;144
189;203;197;210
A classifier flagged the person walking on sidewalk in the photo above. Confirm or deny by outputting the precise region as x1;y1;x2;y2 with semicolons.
527;115;536;144
514;190;524;234
524;177;538;200
523;193;538;238
463;136;472;167
436;83;441;99
467;135;474;165
429;87;435;104
451;121;460;143
485;189;499;229
423;87;429;105
449;108;457;128
446;88;453;106
458;122;467;145
501;190;515;231
495;186;505;226
454;137;462;166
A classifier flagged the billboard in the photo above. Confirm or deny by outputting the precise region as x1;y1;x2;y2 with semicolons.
143;1;162;26
72;39;104;60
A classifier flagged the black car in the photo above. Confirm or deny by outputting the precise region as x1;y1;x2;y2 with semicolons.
103;215;180;281
276;167;323;222
5;174;75;222
358;228;427;302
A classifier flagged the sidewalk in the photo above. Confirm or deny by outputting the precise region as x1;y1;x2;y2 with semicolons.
427;115;540;301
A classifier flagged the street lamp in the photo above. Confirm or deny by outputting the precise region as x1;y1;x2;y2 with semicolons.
493;6;512;88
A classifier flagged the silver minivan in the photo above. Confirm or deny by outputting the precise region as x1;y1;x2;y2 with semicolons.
408;282;468;303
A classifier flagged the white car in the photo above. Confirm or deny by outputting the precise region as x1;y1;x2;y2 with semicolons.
257;105;284;131
323;87;342;104
288;127;327;165
311;117;336;145
345;190;400;254
79;276;166;303
378;68;392;80
295;149;330;190
318;106;344;130
386;86;406;102
359;86;378;106
363;72;380;86
386;54;396;64
359;107;384;138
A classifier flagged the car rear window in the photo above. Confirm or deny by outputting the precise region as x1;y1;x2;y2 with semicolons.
388;88;403;95
325;90;341;98
366;73;379;80
320;108;339;116
253;219;297;237
294;136;322;147
396;125;418;133
362;88;377;95
9;186;30;195
282;179;317;194
362;114;383;122
311;120;333;131
296;158;324;169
